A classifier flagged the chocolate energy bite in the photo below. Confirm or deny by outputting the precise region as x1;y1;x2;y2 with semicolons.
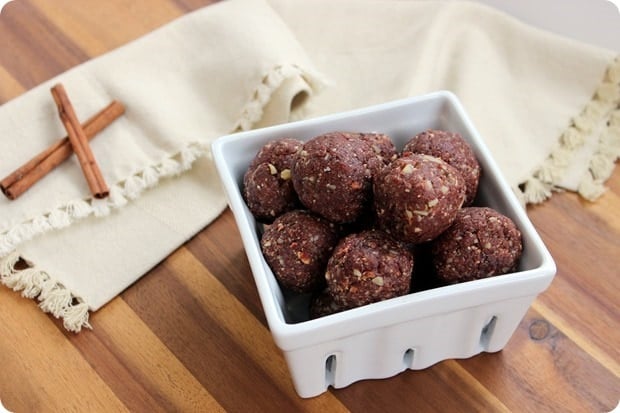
403;129;481;205
345;132;398;176
430;207;523;283
309;289;348;319
292;132;373;223
249;137;303;169
325;229;413;308
373;154;466;244
243;138;303;223
261;210;339;293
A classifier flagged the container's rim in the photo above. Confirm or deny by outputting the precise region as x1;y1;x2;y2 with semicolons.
212;91;455;145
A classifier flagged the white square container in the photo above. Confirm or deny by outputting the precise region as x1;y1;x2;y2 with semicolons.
211;91;556;398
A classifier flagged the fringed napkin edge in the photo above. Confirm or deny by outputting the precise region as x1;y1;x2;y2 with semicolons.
517;55;620;204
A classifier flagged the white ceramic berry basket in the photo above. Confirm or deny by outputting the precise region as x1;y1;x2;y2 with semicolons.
211;91;556;398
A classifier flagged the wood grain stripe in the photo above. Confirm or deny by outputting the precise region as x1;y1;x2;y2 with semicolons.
532;300;620;378
444;360;511;413
0;65;24;103
528;191;620;369
30;0;189;58
0;289;128;413
186;212;268;323
88;298;226;412
459;308;620;412
168;246;351;412
0;0;89;88
122;260;312;412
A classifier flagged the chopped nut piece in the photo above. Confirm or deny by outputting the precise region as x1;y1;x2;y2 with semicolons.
371;276;384;286
268;163;277;175
280;169;292;180
296;251;312;264
401;164;415;174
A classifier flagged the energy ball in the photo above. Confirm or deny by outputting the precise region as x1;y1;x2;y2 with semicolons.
373;154;466;244
309;289;348;319
325;229;413;308
403;129;481;205
261;210;339;293
430;207;523;283
352;132;398;176
243;138;303;223
249;137;303;169
293;132;373;223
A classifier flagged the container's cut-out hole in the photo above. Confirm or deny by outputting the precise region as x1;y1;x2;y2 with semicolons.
325;354;337;387
403;348;415;369
479;315;498;350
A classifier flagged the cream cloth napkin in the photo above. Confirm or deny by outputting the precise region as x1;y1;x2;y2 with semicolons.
0;0;618;332
268;0;619;202
0;0;325;331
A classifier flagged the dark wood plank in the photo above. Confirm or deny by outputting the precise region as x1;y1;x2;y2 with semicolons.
0;0;89;88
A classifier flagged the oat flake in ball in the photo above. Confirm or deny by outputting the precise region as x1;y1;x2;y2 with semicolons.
403;129;480;205
292;132;373;223
373;154;466;244
325;229;413;308
243;138;303;223
261;210;339;293
430;207;523;283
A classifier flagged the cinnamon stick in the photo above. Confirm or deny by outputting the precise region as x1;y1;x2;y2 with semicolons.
50;83;110;199
0;100;125;200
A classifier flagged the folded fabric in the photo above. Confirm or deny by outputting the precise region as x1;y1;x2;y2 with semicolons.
268;0;619;202
0;0;325;331
0;0;618;332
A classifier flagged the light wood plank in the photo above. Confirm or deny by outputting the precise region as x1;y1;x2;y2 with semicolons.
30;0;188;57
0;65;24;102
0;289;128;413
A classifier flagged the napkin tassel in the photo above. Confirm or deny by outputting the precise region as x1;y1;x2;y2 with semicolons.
521;56;620;204
0;251;91;332
0;139;210;258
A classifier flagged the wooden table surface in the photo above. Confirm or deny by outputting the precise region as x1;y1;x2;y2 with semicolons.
0;1;618;412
